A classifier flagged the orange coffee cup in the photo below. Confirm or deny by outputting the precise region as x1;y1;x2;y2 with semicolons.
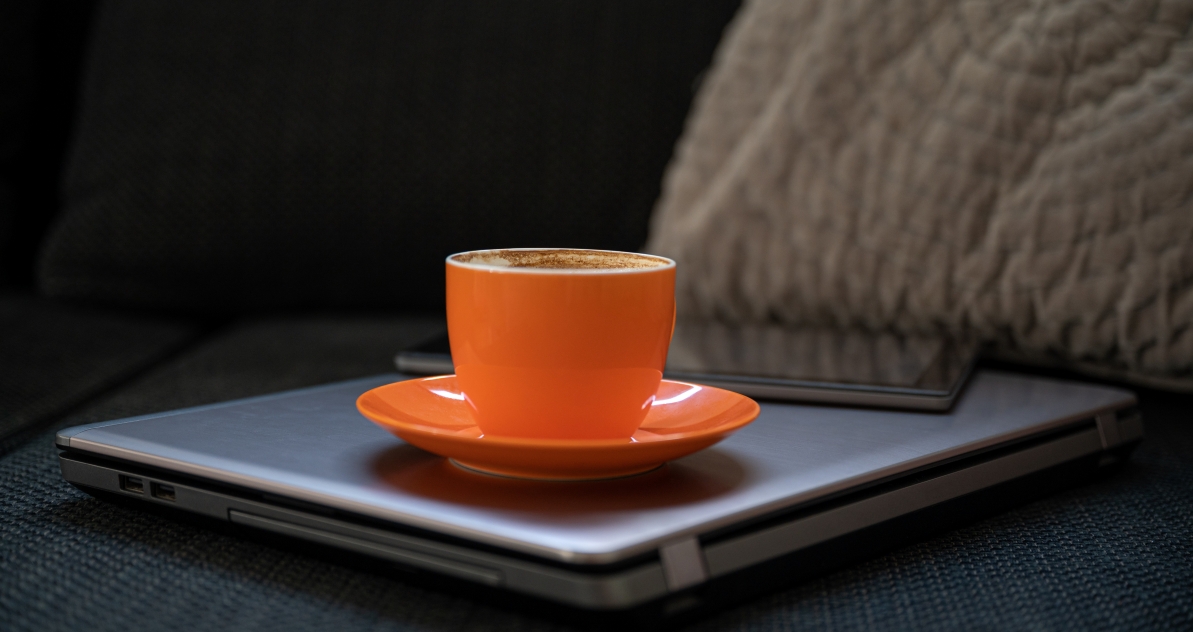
446;248;676;440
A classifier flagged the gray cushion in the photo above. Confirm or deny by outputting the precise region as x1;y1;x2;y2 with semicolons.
1;317;1190;630
646;0;1193;392
0;295;195;450
41;0;739;314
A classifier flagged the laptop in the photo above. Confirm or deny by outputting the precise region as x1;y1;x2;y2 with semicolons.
56;370;1140;622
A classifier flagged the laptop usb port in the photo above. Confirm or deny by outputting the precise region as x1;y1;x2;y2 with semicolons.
151;483;176;501
120;476;144;494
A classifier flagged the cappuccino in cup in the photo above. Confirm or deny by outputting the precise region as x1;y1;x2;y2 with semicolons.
446;248;675;440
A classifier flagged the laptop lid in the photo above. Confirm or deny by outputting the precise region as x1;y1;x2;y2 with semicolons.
56;370;1136;566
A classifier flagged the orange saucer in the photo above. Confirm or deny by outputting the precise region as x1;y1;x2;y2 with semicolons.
356;376;760;480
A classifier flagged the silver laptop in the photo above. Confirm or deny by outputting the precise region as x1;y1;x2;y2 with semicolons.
56;370;1140;618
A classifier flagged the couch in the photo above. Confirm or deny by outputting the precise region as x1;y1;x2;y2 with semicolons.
1;2;1190;630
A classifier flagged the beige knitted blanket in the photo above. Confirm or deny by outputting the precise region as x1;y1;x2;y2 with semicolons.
647;0;1193;391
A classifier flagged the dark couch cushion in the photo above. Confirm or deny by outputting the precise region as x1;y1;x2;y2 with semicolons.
0;0;40;285
0;294;195;449
1;318;1190;630
0;0;97;288
40;0;740;314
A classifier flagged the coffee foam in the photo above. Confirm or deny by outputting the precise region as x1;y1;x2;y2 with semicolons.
451;249;669;270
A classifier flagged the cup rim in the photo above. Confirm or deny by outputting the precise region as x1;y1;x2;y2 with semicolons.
445;248;675;275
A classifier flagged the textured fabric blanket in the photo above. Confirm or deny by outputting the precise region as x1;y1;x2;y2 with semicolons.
647;0;1193;391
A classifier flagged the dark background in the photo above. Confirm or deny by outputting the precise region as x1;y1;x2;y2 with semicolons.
12;0;740;315
0;0;96;289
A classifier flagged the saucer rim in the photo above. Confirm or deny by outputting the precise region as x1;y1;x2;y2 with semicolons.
357;376;760;449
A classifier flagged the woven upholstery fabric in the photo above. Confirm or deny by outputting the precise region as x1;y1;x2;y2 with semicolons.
648;0;1193;391
40;0;740;314
9;314;444;422
0;189;10;283
0;295;194;448
2;317;1192;630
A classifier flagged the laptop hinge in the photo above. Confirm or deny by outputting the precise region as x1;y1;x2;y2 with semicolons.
659;536;708;591
1095;411;1120;449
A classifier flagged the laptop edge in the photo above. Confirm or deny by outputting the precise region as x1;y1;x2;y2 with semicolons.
55;372;1141;614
